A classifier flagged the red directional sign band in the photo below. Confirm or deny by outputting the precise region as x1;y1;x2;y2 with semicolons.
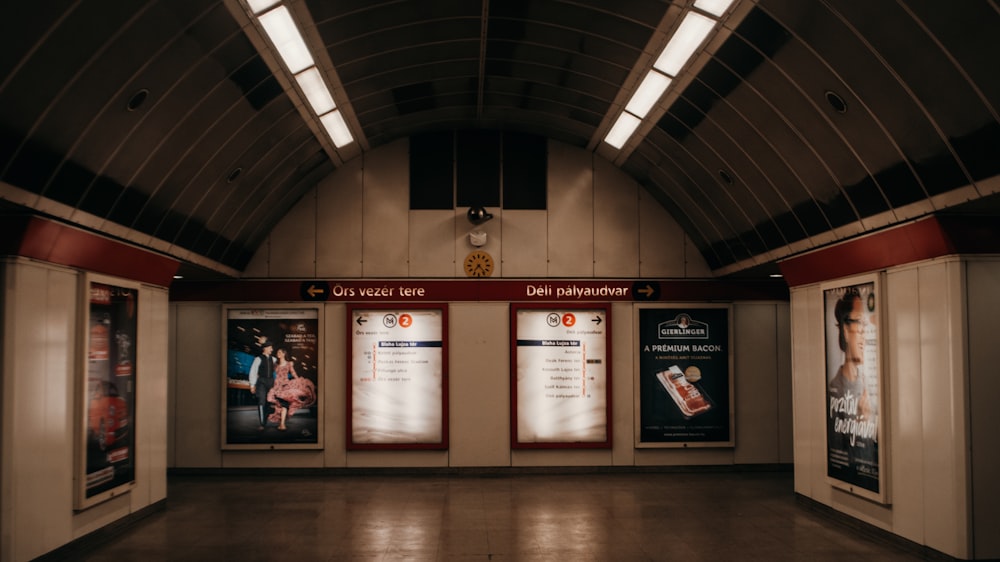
172;279;788;302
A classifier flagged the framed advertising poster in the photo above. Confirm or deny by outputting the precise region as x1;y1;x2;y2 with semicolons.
222;305;322;449
634;305;734;447
822;274;889;503
76;274;139;510
511;304;611;448
348;304;448;449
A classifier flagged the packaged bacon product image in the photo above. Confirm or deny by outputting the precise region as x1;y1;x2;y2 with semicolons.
656;365;713;419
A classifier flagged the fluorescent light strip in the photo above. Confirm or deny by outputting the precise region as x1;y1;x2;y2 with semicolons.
694;0;736;17
251;2;355;148
604;7;728;150
247;0;280;15
604;113;642;149
320;110;353;148
625;71;672;118
257;5;314;75
296;66;336;115
653;11;716;77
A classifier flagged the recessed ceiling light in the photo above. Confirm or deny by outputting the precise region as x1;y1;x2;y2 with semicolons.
127;89;149;111
825;90;848;113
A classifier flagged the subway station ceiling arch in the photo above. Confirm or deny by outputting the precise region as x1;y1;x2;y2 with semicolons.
1;0;998;278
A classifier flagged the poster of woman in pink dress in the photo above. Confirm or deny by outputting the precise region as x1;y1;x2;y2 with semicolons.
223;306;322;449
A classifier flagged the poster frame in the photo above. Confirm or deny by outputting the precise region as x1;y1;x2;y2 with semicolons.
220;303;324;450
632;303;735;448
346;303;449;450
510;302;613;449
75;273;140;510
821;273;890;504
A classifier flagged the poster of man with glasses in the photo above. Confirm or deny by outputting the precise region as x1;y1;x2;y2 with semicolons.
824;278;882;498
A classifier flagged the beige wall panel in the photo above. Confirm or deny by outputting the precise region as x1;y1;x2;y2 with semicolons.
316;158;364;277
733;303;780;464
612;303;635;466
593;157;639;278
789;286;822;498
499;210;547;277
346;451;449;468
633;448;735;466
448;303;511;466
915;263;965;552
323;303;347;467
222;451;326;469
918;262;968;557
967;259;1000;559
546;141;594;276
3;264;77;560
685;236;712;277
637;190;688;277
268;190;317;278
171;303;222;467
512;449;614;467
167;302;178;467
454;207;502;278
409;210;456;277
886;267;926;545
133;286;170;509
775;302;793;463
242;238;269;278
362;140;409;277
68;494;132;544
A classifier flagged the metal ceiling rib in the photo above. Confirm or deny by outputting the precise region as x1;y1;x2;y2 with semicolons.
1;0;998;279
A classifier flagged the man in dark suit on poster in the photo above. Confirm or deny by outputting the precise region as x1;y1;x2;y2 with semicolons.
249;340;276;430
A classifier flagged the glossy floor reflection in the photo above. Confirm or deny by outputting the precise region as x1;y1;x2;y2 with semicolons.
68;471;925;561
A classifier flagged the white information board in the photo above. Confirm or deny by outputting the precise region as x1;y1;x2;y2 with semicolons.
512;304;611;448
349;305;447;448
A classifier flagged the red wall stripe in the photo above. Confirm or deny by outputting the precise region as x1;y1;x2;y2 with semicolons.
2;216;179;286
779;215;1000;287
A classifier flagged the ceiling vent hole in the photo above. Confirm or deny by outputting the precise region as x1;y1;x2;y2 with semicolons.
825;90;848;113
227;167;243;183
127;89;149;111
719;169;734;184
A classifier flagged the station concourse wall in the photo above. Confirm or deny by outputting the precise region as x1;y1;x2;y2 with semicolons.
168;139;793;472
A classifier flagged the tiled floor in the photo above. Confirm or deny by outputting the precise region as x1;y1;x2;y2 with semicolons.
62;471;927;561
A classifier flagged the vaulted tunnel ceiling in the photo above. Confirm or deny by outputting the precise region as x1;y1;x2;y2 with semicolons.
1;0;998;279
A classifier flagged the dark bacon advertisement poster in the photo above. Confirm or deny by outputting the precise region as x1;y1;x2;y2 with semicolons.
638;307;731;445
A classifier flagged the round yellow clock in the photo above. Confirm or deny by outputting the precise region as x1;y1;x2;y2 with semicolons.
463;250;494;277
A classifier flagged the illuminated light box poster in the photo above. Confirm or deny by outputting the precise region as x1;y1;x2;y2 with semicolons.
222;306;322;450
823;275;888;504
511;304;611;448
348;305;448;449
635;305;734;447
77;274;139;510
